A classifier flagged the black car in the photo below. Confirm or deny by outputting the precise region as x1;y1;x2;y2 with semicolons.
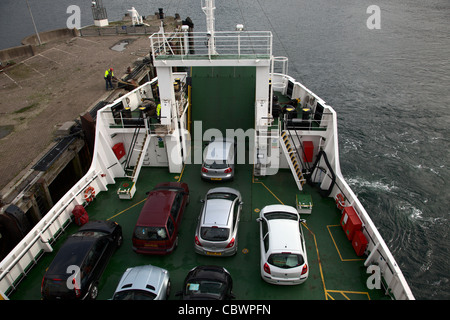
177;265;235;300
41;220;123;300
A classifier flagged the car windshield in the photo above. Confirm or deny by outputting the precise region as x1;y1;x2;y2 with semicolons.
42;278;71;296
264;211;298;221
201;227;230;241
113;289;157;300
134;226;167;240
268;253;304;268
203;160;228;169
185;280;226;299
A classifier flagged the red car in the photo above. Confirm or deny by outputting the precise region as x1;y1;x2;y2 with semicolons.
132;182;189;255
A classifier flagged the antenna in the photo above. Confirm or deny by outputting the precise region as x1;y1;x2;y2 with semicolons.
202;0;217;55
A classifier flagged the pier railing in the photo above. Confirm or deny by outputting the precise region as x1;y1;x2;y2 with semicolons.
149;31;272;60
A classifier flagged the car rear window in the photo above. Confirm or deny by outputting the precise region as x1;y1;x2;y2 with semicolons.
42;278;70;296
203;160;228;169
268;253;304;268
72;231;107;238
200;227;230;241
134;226;168;240
207;192;237;201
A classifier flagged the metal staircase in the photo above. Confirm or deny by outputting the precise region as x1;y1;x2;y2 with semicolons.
280;130;307;190
118;115;151;199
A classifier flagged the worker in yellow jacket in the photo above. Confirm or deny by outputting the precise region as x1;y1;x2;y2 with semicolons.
104;68;115;90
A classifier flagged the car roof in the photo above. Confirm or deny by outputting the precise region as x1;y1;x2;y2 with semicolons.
136;190;178;226
116;265;166;293
267;219;302;253
204;139;234;161
203;199;233;226
45;237;96;277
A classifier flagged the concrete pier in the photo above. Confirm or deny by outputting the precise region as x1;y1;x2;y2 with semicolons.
0;13;181;219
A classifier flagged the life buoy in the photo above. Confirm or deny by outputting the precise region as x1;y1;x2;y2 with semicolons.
84;186;95;203
335;193;345;210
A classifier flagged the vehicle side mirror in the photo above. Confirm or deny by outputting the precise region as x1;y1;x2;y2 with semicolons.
256;217;262;222
200;199;205;203
300;219;306;223
228;292;236;299
239;201;244;205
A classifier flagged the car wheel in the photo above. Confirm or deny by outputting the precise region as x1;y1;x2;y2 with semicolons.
88;283;99;300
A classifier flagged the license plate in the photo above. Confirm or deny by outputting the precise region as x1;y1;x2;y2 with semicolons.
206;251;221;256
144;243;158;247
211;178;222;181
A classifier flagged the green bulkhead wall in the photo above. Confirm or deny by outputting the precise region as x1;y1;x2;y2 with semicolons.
190;66;256;140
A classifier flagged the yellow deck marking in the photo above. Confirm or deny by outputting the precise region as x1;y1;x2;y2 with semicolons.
251;171;370;300
107;198;146;221
108;164;186;221
327;225;365;262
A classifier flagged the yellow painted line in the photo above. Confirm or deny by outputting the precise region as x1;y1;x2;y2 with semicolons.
251;171;327;298
250;172;370;300
251;172;284;205
326;290;371;300
107;198;146;221
327;225;365;262
177;164;186;182
108;164;186;221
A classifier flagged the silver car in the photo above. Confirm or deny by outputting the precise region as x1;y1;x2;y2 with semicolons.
194;188;243;256
201;138;236;181
112;265;171;300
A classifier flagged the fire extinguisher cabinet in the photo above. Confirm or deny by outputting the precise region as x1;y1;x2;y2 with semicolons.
113;143;126;160
340;206;362;241
352;230;368;256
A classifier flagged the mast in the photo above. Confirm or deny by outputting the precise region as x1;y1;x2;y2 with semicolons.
202;0;217;56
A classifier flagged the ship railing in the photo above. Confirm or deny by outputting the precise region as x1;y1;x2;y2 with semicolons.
0;169;102;298
149;31;273;60
105;112;172;134
330;175;415;300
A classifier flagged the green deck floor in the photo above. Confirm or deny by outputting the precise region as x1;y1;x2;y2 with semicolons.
10;164;388;300
9;66;389;300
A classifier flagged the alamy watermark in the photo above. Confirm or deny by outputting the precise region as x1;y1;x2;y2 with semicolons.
66;5;81;29
65;4;381;31
367;5;381;30
366;265;381;289
66;265;81;290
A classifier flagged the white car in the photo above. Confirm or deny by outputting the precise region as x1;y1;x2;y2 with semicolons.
256;205;308;285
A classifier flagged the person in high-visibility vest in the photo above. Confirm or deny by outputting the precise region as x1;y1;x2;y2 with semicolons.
104;68;115;90
156;103;161;121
